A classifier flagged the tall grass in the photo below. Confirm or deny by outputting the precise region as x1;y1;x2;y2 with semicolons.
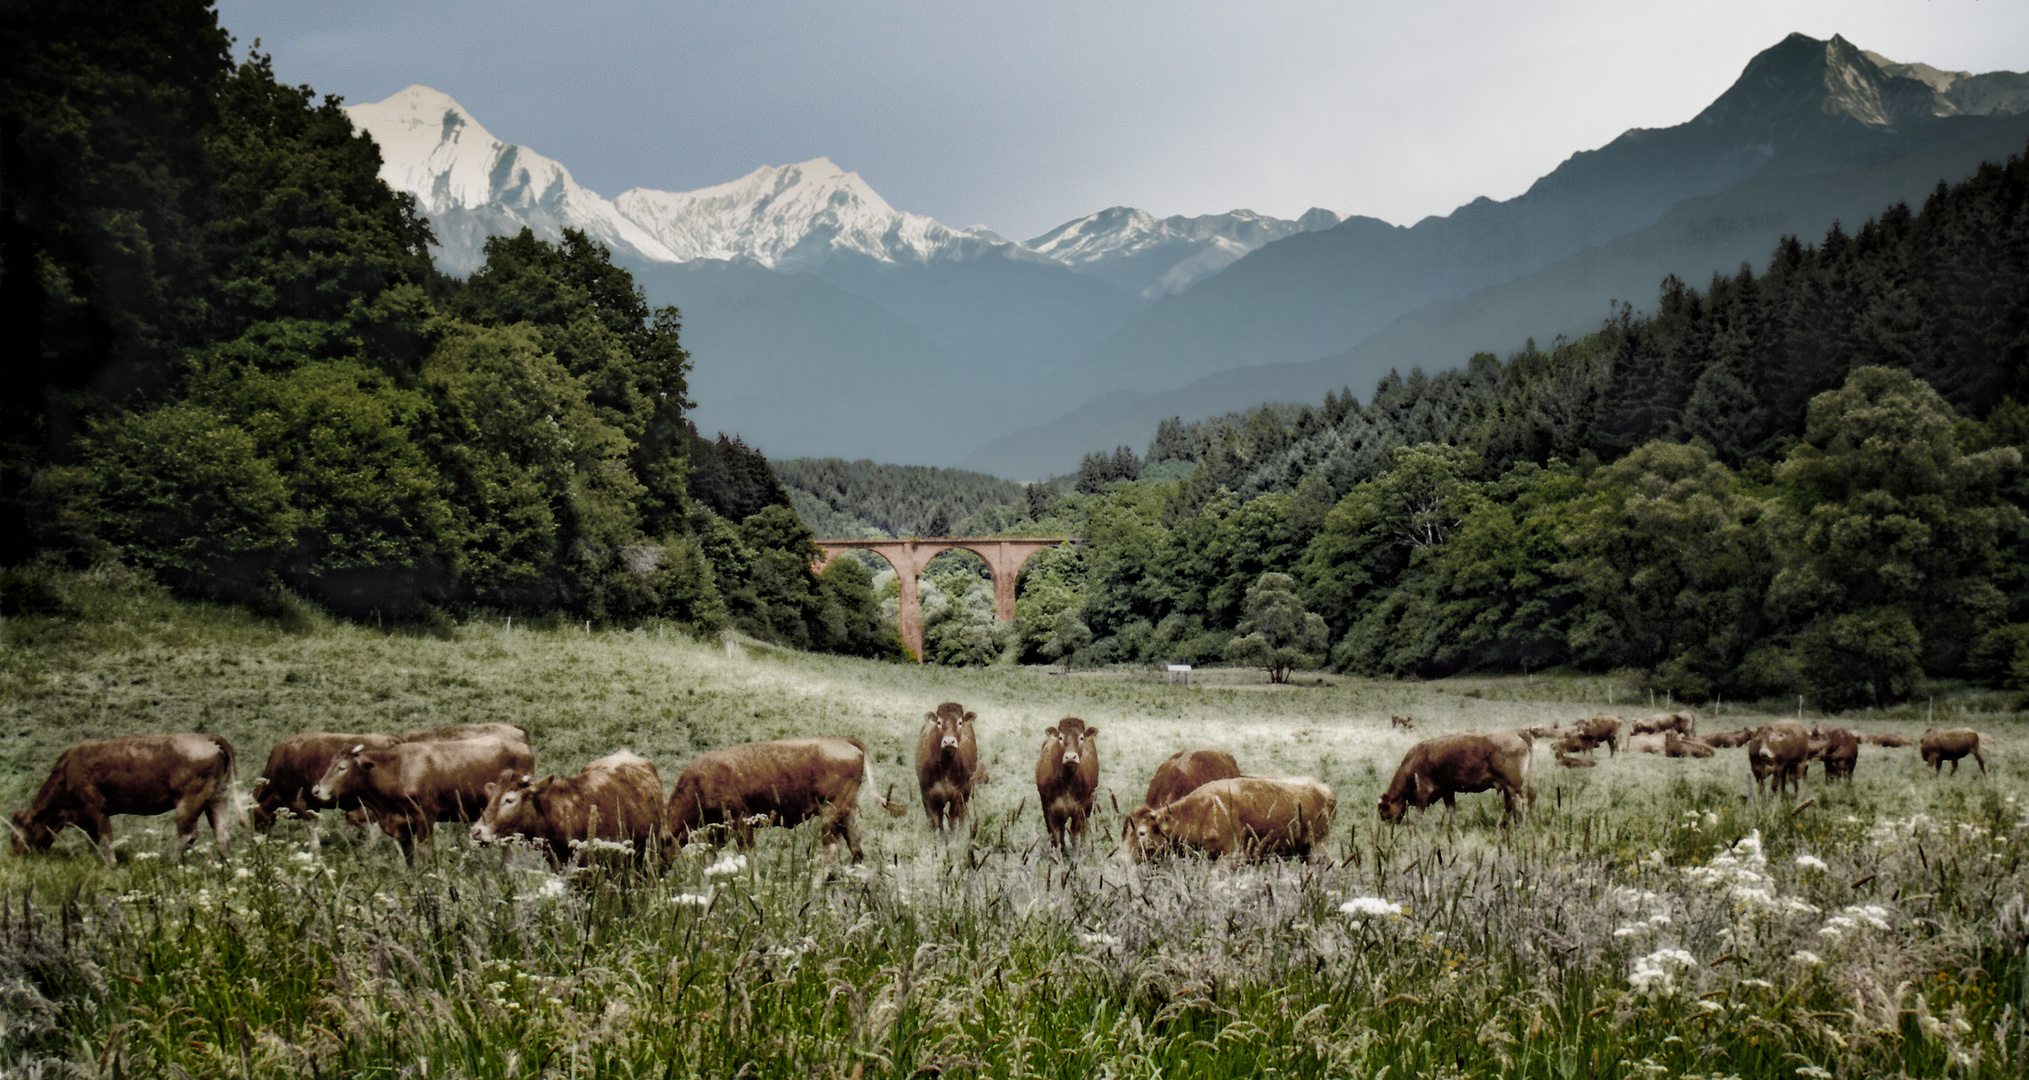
2;568;2025;1077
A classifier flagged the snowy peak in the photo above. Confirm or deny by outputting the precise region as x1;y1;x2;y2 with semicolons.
344;85;679;273
614;159;1017;270
1027;206;1347;297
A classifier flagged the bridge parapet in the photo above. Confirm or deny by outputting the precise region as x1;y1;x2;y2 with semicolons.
812;537;1078;662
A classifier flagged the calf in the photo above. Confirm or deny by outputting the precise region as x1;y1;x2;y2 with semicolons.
1379;731;1534;826
1746;721;1810;799
1122;748;1242;854
665;737;903;863
472;750;663;865
1630;711;1697;739
1702;728;1756;749
1035;718;1100;850
1920;728;1987;776
1133;776;1335;861
916;702;984;831
1806;725;1860;782
312;737;533;864
11;734;239;865
251;732;400;849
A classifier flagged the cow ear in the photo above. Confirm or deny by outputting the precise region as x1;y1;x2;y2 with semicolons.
533;776;557;794
964;712;976;724
925;712;937;723
1043;726;1058;739
1085;726;1099;739
484;781;498;798
359;758;375;771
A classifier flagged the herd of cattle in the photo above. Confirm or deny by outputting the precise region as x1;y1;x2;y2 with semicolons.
5;704;1996;868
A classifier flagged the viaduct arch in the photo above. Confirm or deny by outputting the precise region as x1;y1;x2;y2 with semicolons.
813;537;1077;662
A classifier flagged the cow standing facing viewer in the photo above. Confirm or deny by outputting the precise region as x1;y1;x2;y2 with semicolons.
916;702;985;831
11;734;240;865
1746;721;1810;799
1035;718;1099;850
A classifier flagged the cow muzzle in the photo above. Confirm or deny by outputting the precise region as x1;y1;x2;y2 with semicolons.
471;823;494;844
941;734;959;750
309;783;332;803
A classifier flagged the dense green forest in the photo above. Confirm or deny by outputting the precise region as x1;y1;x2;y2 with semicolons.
0;0;900;660
772;458;1035;538
847;151;2029;704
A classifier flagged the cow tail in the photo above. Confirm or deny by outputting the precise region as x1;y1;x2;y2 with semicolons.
856;739;908;818
210;734;247;827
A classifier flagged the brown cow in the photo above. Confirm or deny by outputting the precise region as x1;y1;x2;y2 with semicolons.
1631;711;1697;738
1035;718;1100;850
311;737;533;864
916;702;984;831
472;750;663;865
1746;721;1810;798
1379;731;1534;825
11;734;239;865
1806;726;1860;782
1703;728;1756;749
400;722;530;744
1121;748;1243;853
1664;732;1716;759
1920;728;1987;776
665;737;903;863
1864;732;1914;748
1560;716;1623;757
1133;776;1335;861
1623;733;1669;754
1390;715;1418;731
250;732;401;848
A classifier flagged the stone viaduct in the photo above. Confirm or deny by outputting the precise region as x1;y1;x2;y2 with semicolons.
812;537;1077;662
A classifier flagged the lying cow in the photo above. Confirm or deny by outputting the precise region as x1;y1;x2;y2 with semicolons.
1379;731;1534;826
312;736;533;864
250;732;400;848
916;702;985;831
1664;732;1716;758
1864;732;1914;748
1806;726;1860;782
1631;711;1697;738
12;733;240;865
1747;721;1810;799
1131;776;1335;861
1122;748;1242;852
665;737;903;863
472;750;663;865
1702;728;1756;749
1920;728;1987;776
1623;733;1668;755
1036;719;1100;850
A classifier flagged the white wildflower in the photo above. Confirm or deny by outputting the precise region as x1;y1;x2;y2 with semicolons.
1079;932;1121;947
1628;948;1696;997
134;852;160;862
704;852;748;878
672;892;711;907
1740;978;1775;989
1701;810;1718;829
1783;898;1821;915
1792;950;1822;966
233;867;252;880
1796;1066;1831;1079
1647;913;1672;926
1795;854;1828;872
1614;926;1649;938
1844;904;1892;931
1340;896;1404;919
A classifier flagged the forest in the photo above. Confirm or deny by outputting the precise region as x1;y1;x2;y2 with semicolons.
1;1;900;661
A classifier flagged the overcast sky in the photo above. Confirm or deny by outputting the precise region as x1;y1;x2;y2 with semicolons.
215;0;2029;242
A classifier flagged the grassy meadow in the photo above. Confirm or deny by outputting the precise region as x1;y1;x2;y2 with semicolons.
2;566;2026;1078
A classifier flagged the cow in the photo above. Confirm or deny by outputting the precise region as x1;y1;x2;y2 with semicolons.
1664;732;1716;758
916;702;984;831
1746;721;1810;799
1703;728;1757;749
1553;751;1598;768
1806;726;1860;782
472;750;663;865
311;736;534;865
1390;715;1418;731
1379;731;1534;826
400;722;530;744
1623;733;1669;755
1122;748;1242;853
1130;776;1335;861
1920;728;1987;776
1631;711;1697;739
11;734;239;865
250;732;400;849
1035;718;1100;850
664;737;903;863
1864;732;1914;748
1561;716;1624;757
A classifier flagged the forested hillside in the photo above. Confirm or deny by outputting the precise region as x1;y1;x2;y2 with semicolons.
1;1;900;660
773;458;1037;538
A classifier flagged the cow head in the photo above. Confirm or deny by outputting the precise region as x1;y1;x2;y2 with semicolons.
310;745;372;804
1045;719;1096;774
926;702;973;753
1376;790;1409;824
10;810;55;855
473;771;545;844
1123;805;1169;860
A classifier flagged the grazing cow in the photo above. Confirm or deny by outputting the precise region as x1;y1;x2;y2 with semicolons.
400;722;530;744
1035;718;1100;850
472;750;663;865
1703;728;1756;749
1390;715;1418;731
1132;776;1335;861
11;734;239;865
1864;732;1914;748
311;737;533;864
1562;716;1624;757
1664;732;1716;759
1631;711;1697;738
915;702;984;831
250;732;400;848
1746;721;1810;799
1122;748;1243;852
665;737;903;863
1806;726;1860;782
1379;732;1534;825
1920;728;1987;776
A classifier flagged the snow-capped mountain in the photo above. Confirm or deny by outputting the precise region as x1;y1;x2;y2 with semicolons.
614;159;1020;271
1027;206;1346;298
343;85;680;274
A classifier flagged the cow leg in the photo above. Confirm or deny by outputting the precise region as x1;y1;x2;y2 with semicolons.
1975;749;1988;776
173;792;210;861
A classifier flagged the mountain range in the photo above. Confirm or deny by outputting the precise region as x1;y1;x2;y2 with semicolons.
345;33;2029;476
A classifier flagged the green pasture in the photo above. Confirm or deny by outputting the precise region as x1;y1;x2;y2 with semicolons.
2;567;2026;1078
